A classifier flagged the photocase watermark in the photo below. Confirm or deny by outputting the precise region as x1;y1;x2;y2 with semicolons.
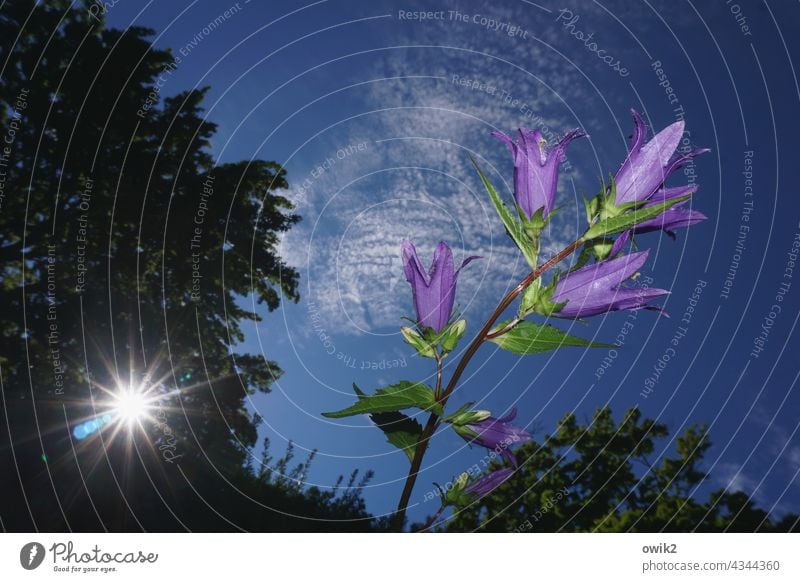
295;141;369;199
45;245;65;396
720;150;754;300
152;403;182;464
512;486;570;531
74;176;94;294
652;60;680;107
447;10;529;39
47;541;158;574
555;9;629;77
177;2;245;59
0;87;29;214
137;2;245;118
19;542;46;570
451;75;579;172
650;60;702;186
749;221;800;359
725;0;753;37
20;539;158;574
137;56;179;119
397;9;529;39
306;301;407;371
640;279;707;399
87;0;122;23
190;174;215;302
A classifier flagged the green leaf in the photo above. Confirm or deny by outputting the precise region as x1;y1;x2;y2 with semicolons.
351;384;422;461
583;195;690;239
369;410;423;462
322;381;441;418
470;156;538;268
488;320;614;354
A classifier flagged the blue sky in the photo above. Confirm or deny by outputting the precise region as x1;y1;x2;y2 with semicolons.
107;0;800;525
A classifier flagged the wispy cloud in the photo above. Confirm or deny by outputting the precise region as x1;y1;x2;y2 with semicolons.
279;2;603;335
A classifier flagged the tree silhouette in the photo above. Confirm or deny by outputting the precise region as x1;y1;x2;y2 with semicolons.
440;407;799;532
1;1;791;534
0;0;378;531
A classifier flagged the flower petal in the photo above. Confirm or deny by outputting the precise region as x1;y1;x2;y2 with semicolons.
614;115;686;204
553;251;649;300
465;468;514;497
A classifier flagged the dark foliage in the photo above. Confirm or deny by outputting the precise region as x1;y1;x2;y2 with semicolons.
440;407;799;532
0;0;379;532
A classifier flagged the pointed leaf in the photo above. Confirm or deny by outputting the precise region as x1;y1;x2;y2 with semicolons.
584;195;690;239
470;156;537;268
488;320;614;354
351;384;423;461
370;410;423;462
322;381;441;418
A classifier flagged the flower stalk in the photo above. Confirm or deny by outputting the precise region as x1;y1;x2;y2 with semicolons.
325;113;708;533
391;236;585;531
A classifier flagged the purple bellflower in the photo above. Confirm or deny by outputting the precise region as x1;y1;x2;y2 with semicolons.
492;127;586;220
401;240;478;334
613;109;709;205
455;408;532;466
551;250;669;318
465;468;514;498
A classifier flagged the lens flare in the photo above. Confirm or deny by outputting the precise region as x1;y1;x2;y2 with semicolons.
114;385;150;425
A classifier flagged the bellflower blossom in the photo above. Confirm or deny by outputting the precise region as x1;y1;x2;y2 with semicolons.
492;127;586;219
465;468;515;498
551;250;669;318
454;408;532;466
613;109;709;205
401;240;478;333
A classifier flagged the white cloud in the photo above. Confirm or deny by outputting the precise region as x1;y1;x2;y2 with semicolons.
278;2;602;336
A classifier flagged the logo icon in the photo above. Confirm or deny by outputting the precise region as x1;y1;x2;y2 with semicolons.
20;542;46;570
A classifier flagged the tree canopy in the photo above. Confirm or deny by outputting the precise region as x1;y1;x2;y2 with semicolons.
0;0;377;532
440;407;799;533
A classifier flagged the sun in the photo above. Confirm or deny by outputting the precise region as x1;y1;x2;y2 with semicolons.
108;383;157;431
114;386;150;423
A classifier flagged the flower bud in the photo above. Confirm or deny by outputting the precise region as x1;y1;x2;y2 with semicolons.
400;326;436;358
443;472;471;506
447;408;491;426
440;319;467;354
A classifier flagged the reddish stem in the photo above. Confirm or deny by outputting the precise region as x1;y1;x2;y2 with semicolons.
390;238;584;531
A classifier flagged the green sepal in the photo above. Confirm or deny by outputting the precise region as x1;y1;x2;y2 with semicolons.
443;472;472;507
444;403;491;426
322;381;442;418
400;326;436;358
452;423;480;440
520;207;547;243
488;320;615;355
583;194;602;225
440;319;466;354
519;277;565;318
411;319;467;356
